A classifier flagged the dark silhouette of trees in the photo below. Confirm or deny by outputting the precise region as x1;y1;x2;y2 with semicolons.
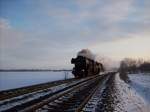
119;58;138;73
139;62;150;72
119;60;130;83
119;58;150;82
119;58;150;76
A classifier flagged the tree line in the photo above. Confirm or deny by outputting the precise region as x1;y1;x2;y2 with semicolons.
119;58;150;73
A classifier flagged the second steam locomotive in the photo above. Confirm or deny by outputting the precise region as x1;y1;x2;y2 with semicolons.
71;49;104;78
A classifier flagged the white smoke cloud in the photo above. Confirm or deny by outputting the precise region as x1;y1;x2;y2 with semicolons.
77;49;95;60
77;49;119;70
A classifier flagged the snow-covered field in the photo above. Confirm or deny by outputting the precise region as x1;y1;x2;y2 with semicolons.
129;73;150;105
0;71;74;91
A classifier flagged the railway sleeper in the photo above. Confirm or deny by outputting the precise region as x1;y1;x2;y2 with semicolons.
38;79;100;112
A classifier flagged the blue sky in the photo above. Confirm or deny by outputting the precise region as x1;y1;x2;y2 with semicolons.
0;0;150;69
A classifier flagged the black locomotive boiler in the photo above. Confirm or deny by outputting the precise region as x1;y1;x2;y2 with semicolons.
71;49;104;78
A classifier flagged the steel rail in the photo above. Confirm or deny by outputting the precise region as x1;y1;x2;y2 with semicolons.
20;75;103;112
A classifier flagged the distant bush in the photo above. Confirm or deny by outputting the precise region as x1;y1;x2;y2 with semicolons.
139;62;150;72
119;58;150;73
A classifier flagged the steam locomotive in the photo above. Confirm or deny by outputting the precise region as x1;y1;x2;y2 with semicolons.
71;49;104;78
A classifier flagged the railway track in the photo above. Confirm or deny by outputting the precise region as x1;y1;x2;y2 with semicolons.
0;73;112;112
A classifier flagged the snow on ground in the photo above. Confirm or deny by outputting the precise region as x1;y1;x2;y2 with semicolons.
0;78;86;111
0;83;69;111
115;73;149;112
129;73;150;105
83;73;150;112
0;71;74;91
82;75;110;112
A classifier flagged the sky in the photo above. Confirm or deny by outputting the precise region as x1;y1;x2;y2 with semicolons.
0;0;150;69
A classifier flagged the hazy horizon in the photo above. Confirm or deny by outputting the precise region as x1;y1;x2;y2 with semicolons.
0;0;150;69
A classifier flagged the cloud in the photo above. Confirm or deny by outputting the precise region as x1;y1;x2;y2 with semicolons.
0;18;25;50
0;18;77;69
0;18;26;68
0;0;150;69
98;0;134;24
0;18;11;29
44;0;135;42
89;32;150;60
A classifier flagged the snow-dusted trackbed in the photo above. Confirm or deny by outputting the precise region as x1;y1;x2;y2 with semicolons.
34;74;110;112
0;77;88;111
0;74;108;112
82;73;150;112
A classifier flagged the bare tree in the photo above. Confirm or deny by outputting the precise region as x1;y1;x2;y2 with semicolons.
119;58;150;79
